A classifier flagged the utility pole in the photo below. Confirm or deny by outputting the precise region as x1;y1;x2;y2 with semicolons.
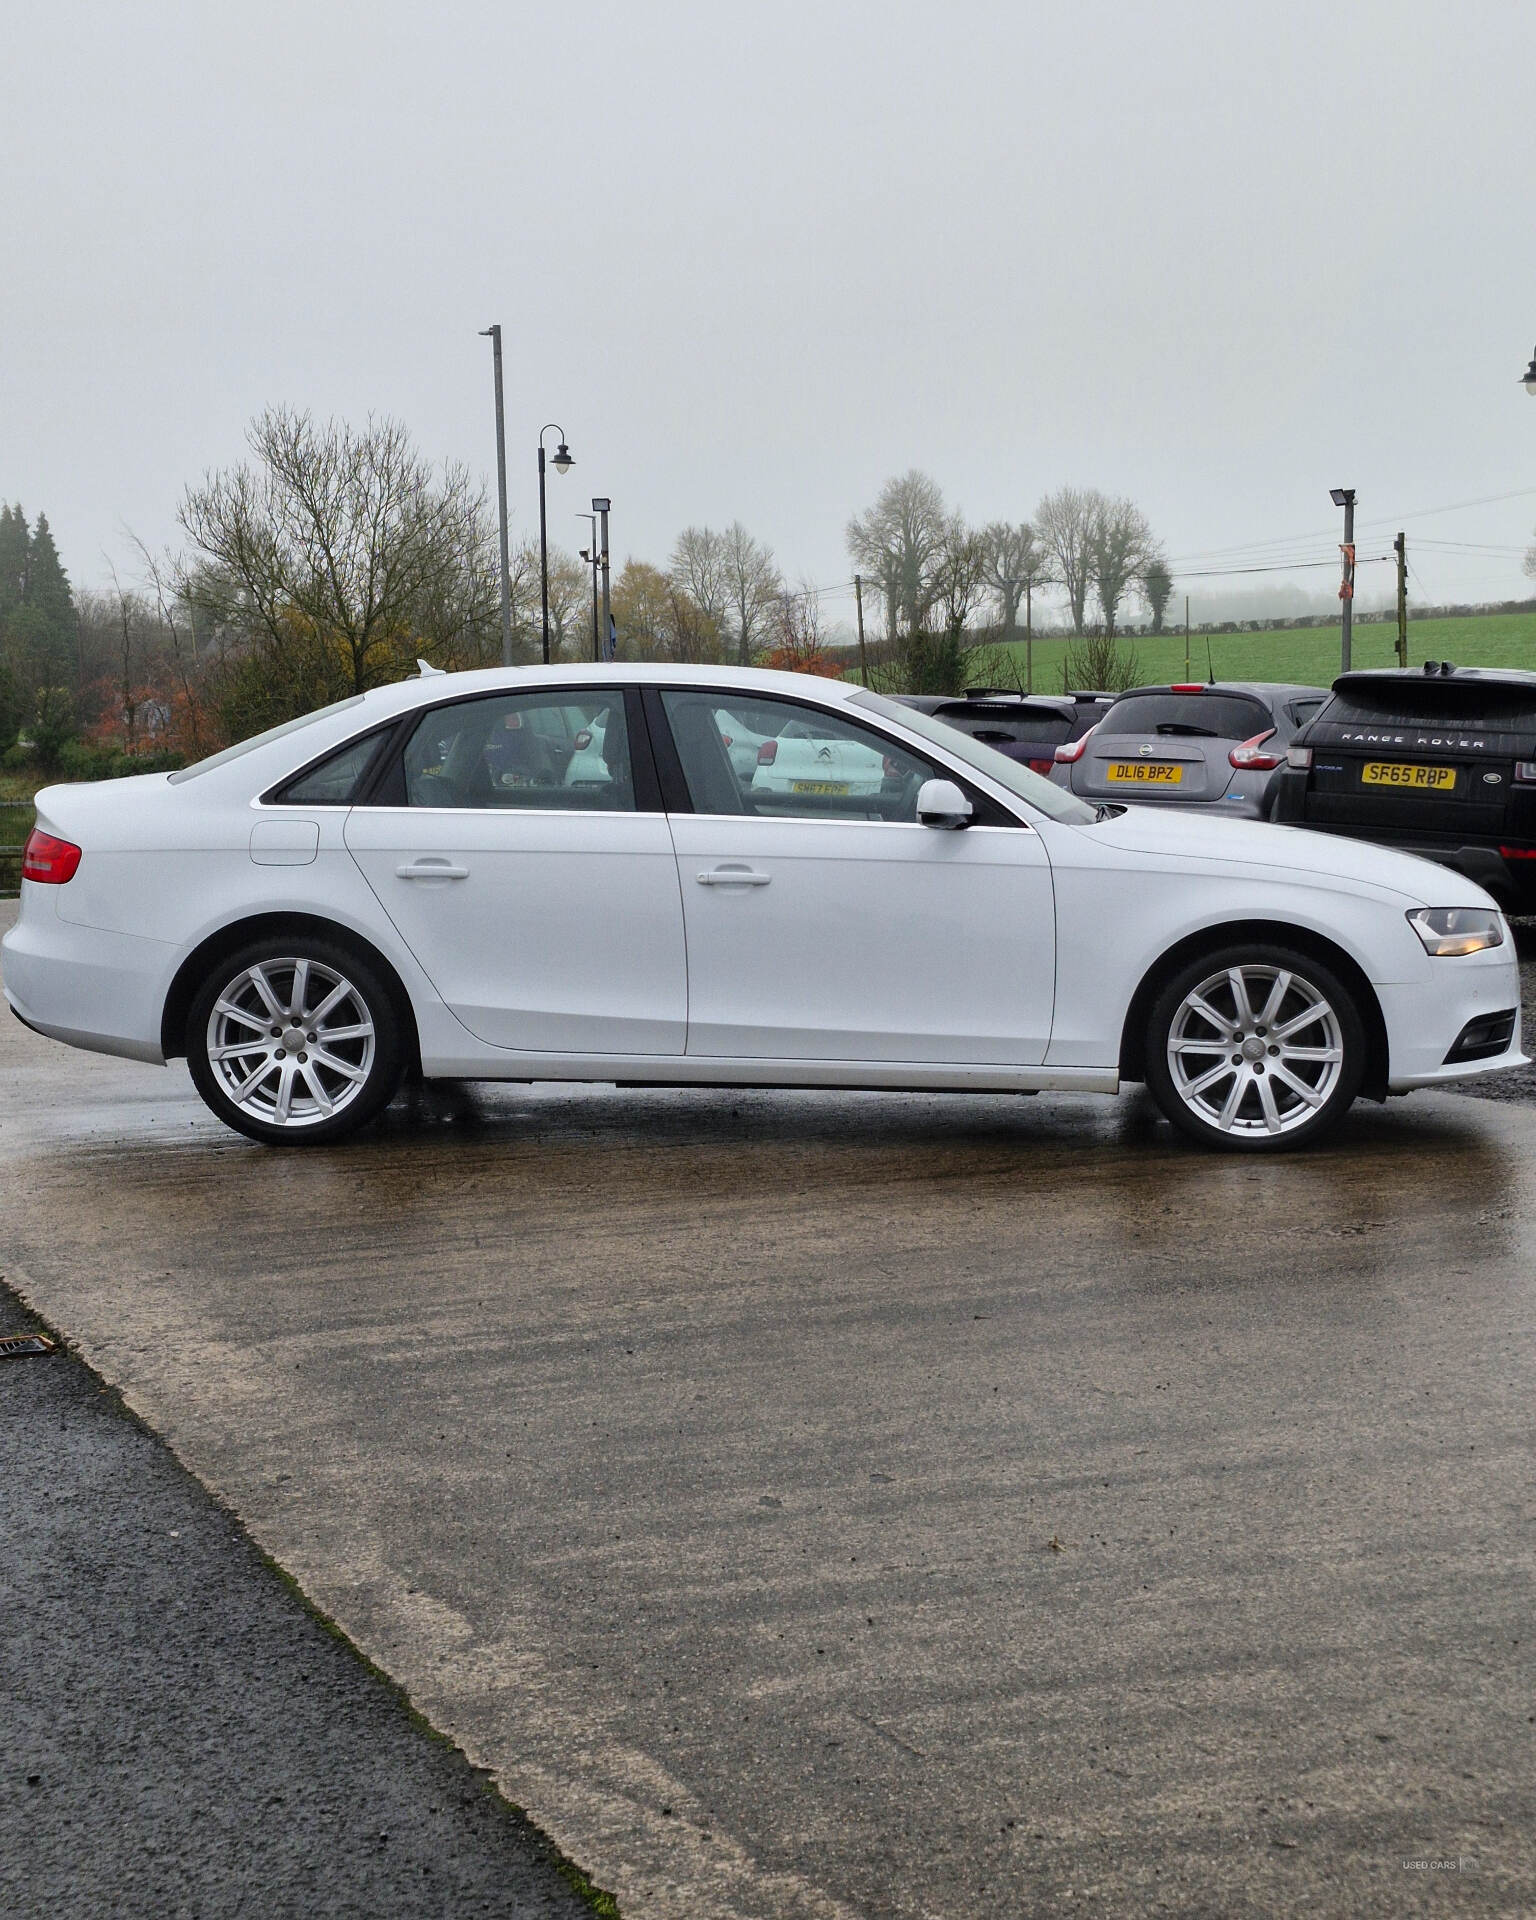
1331;487;1356;674
1394;532;1408;667
1025;578;1033;692
1184;596;1191;682
479;326;514;667
853;574;870;686
593;498;611;661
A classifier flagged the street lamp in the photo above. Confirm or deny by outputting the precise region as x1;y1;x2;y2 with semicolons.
1520;347;1536;396
538;424;574;664
1330;487;1356;674
478;325;514;667
575;513;600;661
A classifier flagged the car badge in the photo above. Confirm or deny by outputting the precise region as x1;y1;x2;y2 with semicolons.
1138;745;1155;756
1483;772;1503;785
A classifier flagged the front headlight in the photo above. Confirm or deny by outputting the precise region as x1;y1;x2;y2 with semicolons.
1407;907;1505;956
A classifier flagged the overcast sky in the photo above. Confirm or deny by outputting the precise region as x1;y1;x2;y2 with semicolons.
5;0;1534;628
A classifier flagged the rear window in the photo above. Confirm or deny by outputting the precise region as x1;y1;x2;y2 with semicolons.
935;706;1075;747
1100;693;1270;740
1319;684;1536;733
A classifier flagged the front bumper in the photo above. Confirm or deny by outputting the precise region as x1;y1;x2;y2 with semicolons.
1379;940;1529;1090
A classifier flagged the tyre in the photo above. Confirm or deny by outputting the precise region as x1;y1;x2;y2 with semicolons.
186;935;405;1145
1144;943;1366;1152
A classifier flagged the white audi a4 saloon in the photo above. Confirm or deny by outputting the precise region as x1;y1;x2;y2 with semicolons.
4;663;1525;1151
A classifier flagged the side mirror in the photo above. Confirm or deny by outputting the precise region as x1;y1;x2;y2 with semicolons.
915;778;973;829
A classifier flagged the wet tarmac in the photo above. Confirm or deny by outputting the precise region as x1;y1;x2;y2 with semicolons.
3;900;1536;1916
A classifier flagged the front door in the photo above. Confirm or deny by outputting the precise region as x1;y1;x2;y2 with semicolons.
345;687;686;1055
656;689;1055;1063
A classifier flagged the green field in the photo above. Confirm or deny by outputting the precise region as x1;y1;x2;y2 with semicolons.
979;610;1536;694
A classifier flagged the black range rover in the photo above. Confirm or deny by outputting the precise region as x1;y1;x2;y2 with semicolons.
1273;663;1536;909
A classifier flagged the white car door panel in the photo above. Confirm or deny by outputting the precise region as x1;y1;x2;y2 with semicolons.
668;815;1055;1063
346;808;686;1053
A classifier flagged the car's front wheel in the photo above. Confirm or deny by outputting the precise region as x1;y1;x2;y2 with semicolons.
186;936;405;1145
1144;944;1366;1151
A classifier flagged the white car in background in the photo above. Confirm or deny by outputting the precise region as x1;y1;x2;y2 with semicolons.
4;663;1524;1153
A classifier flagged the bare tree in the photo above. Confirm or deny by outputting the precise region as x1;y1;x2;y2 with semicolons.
979;521;1050;638
1088;497;1158;639
177;408;499;700
846;471;950;640
669;527;731;634
1035;486;1103;636
932;518;989;637
719;521;782;663
1524;525;1536;584
544;546;591;659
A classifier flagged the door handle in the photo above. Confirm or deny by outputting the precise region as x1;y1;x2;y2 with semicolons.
696;867;771;886
396;861;470;880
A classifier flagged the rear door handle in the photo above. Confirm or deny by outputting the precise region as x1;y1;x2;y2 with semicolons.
696;867;771;886
396;861;470;880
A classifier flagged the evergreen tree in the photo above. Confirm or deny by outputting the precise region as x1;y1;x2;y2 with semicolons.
25;512;76;668
0;504;28;619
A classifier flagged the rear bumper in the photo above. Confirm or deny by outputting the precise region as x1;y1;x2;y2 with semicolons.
1;886;172;1064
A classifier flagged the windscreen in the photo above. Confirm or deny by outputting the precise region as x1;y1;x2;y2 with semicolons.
1099;693;1270;740
851;690;1097;823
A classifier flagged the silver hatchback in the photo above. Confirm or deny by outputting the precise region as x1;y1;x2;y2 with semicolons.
1054;681;1329;819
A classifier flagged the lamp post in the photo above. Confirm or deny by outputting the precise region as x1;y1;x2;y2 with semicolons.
575;513;600;661
538;425;574;664
1520;347;1536;396
592;498;611;661
1330;486;1356;673
478;326;514;667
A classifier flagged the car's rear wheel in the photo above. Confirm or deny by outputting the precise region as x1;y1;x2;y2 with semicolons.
186;936;404;1145
1145;944;1365;1151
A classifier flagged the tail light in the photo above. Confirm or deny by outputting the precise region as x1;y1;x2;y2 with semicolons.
1171;682;1205;693
1287;744;1313;770
756;739;778;765
719;732;733;748
1499;845;1536;861
1229;729;1281;771
1054;724;1097;765
1514;762;1536;783
573;729;593;750
1028;757;1054;775
22;829;82;884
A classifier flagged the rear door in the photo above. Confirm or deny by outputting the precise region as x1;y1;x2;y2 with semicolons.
344;687;687;1056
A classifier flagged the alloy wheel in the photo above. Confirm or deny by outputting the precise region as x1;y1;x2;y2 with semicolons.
205;956;377;1130
1164;963;1345;1139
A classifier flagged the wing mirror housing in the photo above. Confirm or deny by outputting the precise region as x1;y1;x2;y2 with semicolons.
916;778;973;829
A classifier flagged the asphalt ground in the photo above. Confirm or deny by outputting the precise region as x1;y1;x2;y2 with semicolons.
0;1279;601;1919
3;897;1536;1917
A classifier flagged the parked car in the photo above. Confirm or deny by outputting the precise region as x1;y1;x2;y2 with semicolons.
891;690;1112;773
5;664;1522;1154
1053;681;1330;817
1272;663;1536;911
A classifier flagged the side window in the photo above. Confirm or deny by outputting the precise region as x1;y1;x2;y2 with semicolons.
660;691;937;823
399;691;634;810
271;730;384;805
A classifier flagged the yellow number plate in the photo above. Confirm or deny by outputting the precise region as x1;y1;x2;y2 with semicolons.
790;780;849;795
1361;762;1455;790
1105;762;1183;784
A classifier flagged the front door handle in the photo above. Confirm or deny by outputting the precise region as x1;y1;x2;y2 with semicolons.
696;867;771;886
396;861;470;880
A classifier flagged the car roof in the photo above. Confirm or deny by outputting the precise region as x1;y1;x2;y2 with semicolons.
1331;666;1536;695
350;660;874;721
1108;681;1329;703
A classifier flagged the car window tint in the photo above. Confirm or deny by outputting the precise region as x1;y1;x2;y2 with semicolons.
1102;694;1271;739
400;691;634;810
660;690;937;823
168;695;368;783
273;732;382;805
1322;684;1536;731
